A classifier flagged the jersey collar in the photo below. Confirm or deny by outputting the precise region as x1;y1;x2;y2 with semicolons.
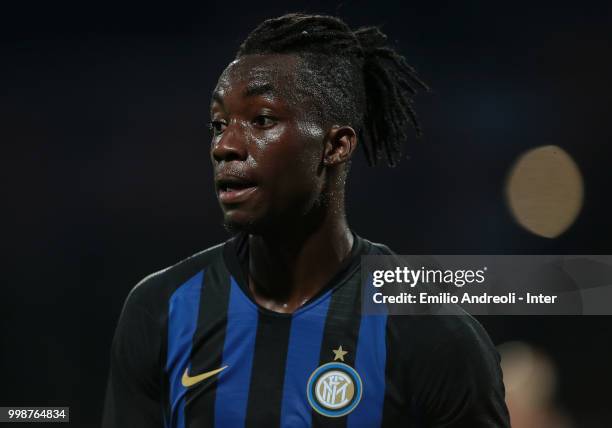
222;231;370;315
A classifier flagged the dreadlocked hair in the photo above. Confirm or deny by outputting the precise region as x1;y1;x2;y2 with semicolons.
236;13;428;166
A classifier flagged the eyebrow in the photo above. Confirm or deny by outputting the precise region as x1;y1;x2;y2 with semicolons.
211;91;224;107
210;82;276;109
243;82;275;98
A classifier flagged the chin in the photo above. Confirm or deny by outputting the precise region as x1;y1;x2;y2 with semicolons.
223;218;252;234
222;211;259;234
223;210;282;236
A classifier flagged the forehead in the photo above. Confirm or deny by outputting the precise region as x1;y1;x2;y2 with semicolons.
213;54;301;104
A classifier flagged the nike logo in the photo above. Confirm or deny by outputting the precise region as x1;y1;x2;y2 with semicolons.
181;365;228;387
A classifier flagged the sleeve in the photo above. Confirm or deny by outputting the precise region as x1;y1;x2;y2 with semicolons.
102;288;164;428
411;317;510;427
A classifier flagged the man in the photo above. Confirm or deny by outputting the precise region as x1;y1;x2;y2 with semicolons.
103;13;510;427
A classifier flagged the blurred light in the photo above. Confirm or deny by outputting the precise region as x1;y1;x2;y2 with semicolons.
505;145;583;238
499;341;572;428
499;341;556;406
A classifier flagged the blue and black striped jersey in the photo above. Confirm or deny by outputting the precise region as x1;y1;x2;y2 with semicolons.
102;233;509;427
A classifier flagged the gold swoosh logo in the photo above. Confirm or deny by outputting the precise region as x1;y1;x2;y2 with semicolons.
181;365;228;387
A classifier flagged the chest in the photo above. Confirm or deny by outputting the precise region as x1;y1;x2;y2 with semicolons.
164;279;392;427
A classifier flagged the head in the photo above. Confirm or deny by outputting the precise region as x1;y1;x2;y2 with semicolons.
209;13;427;234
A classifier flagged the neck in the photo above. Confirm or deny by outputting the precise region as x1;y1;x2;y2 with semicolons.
247;201;353;314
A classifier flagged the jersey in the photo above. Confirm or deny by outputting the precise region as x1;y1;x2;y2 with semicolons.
102;233;510;427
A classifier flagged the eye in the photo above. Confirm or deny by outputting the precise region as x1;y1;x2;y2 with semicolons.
208;119;227;136
252;115;276;128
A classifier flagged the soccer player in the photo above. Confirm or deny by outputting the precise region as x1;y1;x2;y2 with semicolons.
103;13;510;427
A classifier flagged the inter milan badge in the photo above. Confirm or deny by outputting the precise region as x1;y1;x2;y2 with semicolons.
306;346;363;417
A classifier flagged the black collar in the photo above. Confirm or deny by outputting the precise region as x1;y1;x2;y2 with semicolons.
222;231;370;314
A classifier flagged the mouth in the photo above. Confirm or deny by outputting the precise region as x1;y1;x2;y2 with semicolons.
216;176;258;204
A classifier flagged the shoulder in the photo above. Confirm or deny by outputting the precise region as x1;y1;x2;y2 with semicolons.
124;242;226;317
362;237;395;255
392;314;508;420
362;237;442;274
389;312;497;360
389;314;509;425
386;312;502;396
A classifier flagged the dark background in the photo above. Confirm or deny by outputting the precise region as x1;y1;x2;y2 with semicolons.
2;1;611;426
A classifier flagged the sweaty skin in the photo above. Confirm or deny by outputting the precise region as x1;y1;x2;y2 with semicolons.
210;54;358;313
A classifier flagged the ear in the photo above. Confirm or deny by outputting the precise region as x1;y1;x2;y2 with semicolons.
323;126;358;166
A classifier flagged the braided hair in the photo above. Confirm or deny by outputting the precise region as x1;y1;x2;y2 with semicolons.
236;13;428;167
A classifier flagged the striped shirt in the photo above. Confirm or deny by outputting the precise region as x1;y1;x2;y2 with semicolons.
102;233;509;427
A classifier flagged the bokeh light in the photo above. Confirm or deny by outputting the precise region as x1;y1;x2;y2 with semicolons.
505;145;583;238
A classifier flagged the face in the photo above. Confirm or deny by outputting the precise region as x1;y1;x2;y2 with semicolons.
210;54;328;234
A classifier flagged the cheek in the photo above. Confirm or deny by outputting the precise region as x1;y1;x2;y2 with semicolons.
254;125;323;193
296;121;326;173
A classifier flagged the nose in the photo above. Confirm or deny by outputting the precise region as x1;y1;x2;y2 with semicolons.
211;121;248;163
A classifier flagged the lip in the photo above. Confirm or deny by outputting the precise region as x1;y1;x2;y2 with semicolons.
218;185;258;204
215;172;258;204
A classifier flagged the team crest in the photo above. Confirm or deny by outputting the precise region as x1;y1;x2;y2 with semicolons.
306;346;362;417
